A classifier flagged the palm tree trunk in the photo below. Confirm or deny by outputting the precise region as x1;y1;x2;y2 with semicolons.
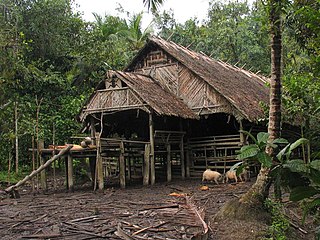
240;0;283;203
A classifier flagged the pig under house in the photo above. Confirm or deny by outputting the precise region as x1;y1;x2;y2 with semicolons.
78;36;272;190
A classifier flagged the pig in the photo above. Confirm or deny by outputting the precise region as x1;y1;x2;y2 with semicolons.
225;169;248;183
202;169;222;185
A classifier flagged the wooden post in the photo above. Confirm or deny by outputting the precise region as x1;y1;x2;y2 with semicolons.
119;141;126;188
67;154;74;192
64;156;68;190
95;133;104;191
239;119;245;145
166;143;172;182
127;156;131;181
186;145;191;178
143;143;150;185
180;138;185;179
149;113;155;185
90;117;96;145
39;140;47;191
89;157;96;188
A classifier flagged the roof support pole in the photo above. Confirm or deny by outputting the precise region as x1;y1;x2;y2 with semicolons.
143;143;150;185
67;153;74;192
180;120;185;179
166;143;172;182
90;116;96;145
239;119;245;146
119;141;126;188
149;112;155;185
95;133;104;191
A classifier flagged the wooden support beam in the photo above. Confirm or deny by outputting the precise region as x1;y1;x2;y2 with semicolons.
67;154;74;192
186;145;191;178
180;138;185;179
39;140;47;191
166;144;172;182
119;141;126;188
90;117;96;145
143;144;150;185
89;157;96;188
5;145;72;194
239;119;245;145
127;156;131;181
149;113;155;185
95;133;104;191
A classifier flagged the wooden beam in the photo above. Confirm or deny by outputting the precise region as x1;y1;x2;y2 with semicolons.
149;113;155;185
95;133;104;191
39;140;47;191
186;145;191;178
5;145;73;194
239;119;245;145
127;156;131;181
90;117;96;145
67;154;74;192
180;138;185;179
166;143;172;182
119;141;126;188
143;143;150;185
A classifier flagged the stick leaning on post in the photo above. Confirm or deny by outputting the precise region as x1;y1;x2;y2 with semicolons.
5;145;73;194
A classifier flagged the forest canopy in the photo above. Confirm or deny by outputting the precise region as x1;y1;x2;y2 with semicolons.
0;0;319;173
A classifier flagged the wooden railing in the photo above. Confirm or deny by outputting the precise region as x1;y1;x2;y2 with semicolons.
187;134;242;177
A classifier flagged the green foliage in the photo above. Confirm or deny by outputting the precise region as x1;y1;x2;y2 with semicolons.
264;198;290;240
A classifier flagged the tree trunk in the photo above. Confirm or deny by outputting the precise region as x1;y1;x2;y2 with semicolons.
240;0;283;204
15;102;19;174
216;0;283;220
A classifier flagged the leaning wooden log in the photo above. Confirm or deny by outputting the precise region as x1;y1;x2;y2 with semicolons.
5;145;73;195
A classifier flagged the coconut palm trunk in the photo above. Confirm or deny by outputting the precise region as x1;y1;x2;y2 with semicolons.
240;0;283;204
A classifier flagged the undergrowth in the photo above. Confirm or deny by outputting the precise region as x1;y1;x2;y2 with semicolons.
263;198;290;240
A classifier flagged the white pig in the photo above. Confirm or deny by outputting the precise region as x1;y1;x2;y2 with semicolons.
202;169;222;185
225;169;248;183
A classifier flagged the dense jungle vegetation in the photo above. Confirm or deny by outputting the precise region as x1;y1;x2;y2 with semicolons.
0;0;319;179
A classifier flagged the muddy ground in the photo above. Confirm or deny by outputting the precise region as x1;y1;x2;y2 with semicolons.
0;176;316;240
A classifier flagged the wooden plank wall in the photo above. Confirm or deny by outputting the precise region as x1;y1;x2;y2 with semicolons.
187;134;242;178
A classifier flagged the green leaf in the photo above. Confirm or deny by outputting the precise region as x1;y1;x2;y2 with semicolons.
236;145;259;160
283;159;308;173
276;143;290;162
289;138;309;152
240;130;258;144
230;161;243;171
257;132;269;145
272;138;289;145
256;151;272;168
236;164;246;176
290;186;319;202
310;160;320;171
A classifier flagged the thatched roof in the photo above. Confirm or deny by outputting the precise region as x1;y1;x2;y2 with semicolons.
126;36;270;122
112;71;197;119
79;71;197;121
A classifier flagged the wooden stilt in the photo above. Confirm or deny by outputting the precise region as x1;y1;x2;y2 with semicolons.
143;144;150;185
180;137;185;179
64;157;68;190
119;141;126;188
186;145;191;178
67;154;74;192
90;117;96;145
166;143;172;182
39;140;47;191
127;156;131;181
149;113;155;185
95;133;104;191
89;157;96;188
239;119;245;145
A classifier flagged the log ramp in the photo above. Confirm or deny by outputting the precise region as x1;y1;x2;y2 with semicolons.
4;145;73;197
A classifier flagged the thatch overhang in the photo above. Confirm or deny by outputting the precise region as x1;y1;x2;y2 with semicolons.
79;70;198;122
126;36;270;122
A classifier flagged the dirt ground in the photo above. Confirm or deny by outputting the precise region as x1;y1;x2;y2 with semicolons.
0;176;316;240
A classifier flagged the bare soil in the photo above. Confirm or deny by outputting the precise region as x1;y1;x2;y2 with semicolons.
0;176;316;239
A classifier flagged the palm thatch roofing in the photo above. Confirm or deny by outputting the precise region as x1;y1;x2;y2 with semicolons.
126;36;270;122
112;71;197;119
79;71;197;121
